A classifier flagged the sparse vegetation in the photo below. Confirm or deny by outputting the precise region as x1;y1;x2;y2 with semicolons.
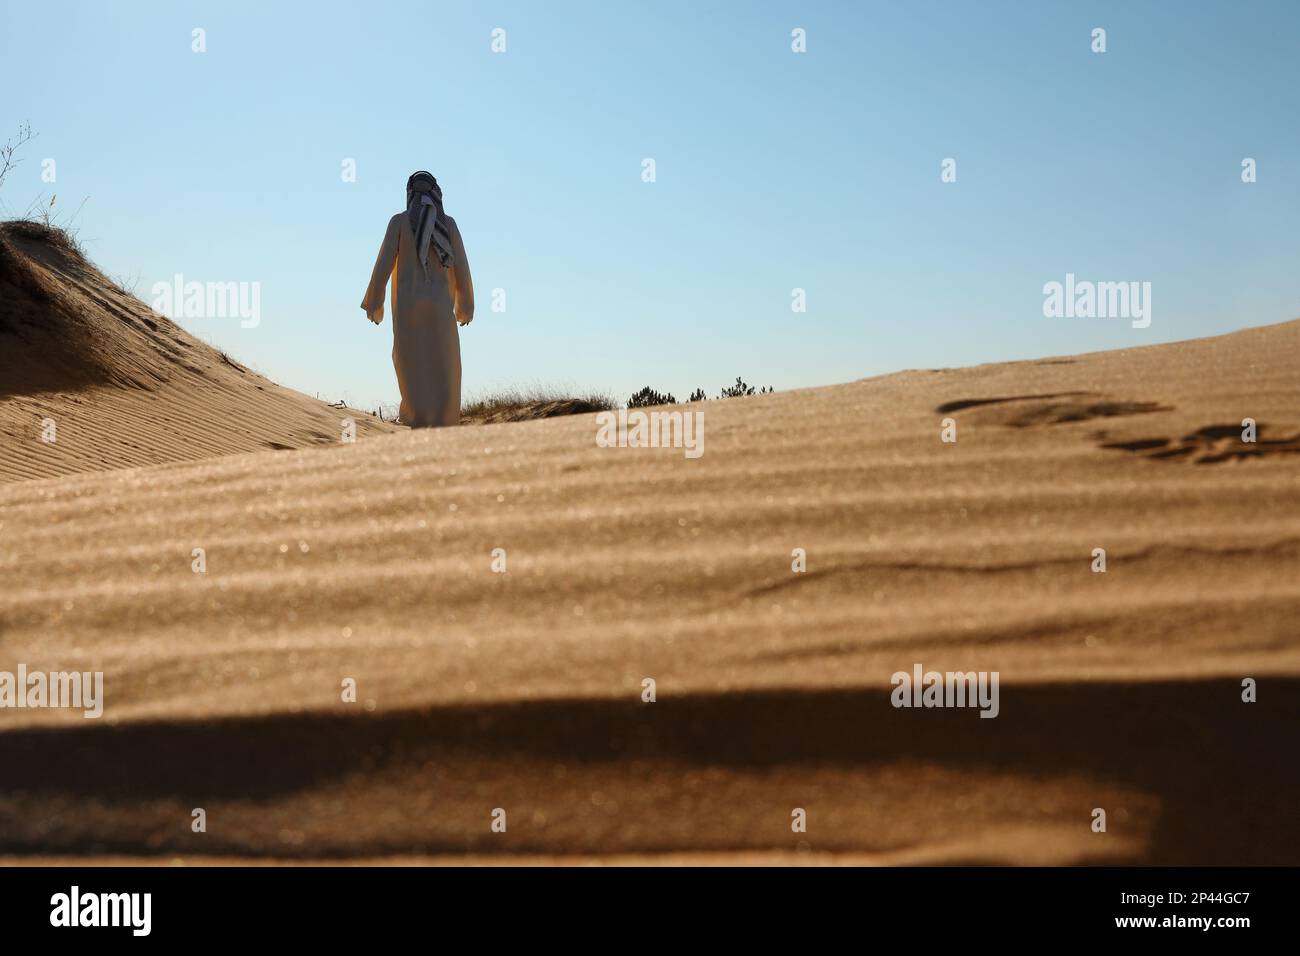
630;378;775;407
1;126;91;253
718;377;773;398
0;122;34;192
0;218;82;258
461;384;617;425
17;194;89;249
111;269;142;297
628;386;676;408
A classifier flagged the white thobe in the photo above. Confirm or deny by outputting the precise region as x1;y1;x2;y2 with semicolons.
361;212;474;427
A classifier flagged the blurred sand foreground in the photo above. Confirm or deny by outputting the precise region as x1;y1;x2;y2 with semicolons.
1;225;1298;864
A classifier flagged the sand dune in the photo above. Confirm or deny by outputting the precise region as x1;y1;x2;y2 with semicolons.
0;222;395;482
2;248;1298;862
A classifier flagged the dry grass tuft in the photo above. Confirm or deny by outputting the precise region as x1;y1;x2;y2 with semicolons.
459;384;616;425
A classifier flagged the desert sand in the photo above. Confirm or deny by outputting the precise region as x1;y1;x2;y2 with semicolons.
0;222;396;482
1;224;1297;865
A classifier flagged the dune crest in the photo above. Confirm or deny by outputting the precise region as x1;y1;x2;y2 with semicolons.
0;222;395;482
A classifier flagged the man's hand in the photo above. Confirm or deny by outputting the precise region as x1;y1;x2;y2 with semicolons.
457;311;473;327
366;307;383;325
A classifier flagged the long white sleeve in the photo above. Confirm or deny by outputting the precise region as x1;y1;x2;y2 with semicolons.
447;217;474;324
361;215;400;323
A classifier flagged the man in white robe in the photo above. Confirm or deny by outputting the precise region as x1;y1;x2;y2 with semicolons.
361;171;474;427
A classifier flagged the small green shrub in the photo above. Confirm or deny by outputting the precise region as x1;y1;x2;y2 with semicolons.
718;377;774;399
628;386;676;408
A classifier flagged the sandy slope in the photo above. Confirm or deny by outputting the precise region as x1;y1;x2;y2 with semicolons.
0;222;395;482
2;314;1300;865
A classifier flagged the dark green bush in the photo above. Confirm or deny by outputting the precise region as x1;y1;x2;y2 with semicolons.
628;386;676;408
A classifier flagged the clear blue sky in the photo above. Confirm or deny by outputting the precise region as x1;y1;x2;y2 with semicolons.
3;1;1297;409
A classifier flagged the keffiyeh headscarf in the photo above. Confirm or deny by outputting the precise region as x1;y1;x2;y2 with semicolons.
406;171;454;276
